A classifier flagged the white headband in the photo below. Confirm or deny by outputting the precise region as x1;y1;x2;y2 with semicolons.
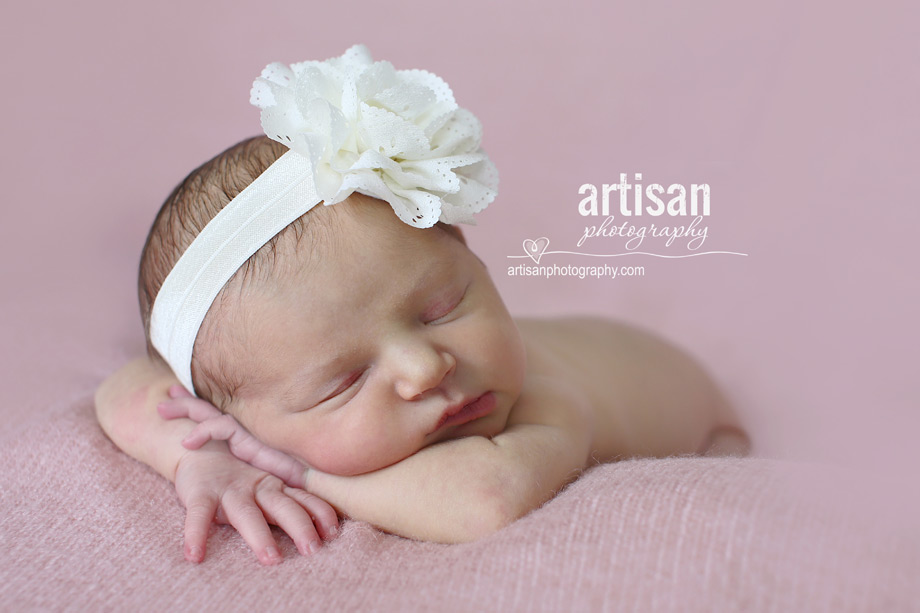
150;44;498;393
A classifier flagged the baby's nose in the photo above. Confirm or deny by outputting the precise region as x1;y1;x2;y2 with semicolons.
393;343;456;401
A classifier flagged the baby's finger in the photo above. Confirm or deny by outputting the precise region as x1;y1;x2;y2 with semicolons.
256;488;323;556
181;415;240;449
222;489;282;566
183;494;219;563
157;397;222;422
214;505;230;525
285;487;340;542
247;446;308;489
168;384;195;399
180;418;307;489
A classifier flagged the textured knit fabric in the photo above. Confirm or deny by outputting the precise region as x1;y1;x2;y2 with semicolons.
2;396;916;612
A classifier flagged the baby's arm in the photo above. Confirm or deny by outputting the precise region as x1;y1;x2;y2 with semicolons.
309;384;592;543
95;358;338;563
177;375;594;544
96;358;198;480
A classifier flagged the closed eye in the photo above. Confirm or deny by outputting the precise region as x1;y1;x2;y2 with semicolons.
422;282;470;325
322;369;365;403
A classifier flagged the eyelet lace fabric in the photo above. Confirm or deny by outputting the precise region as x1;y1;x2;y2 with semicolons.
249;44;498;227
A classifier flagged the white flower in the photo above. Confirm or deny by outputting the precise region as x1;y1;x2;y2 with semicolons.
249;44;498;227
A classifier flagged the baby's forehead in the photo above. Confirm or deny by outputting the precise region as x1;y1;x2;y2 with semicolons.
279;197;464;274
232;195;395;282
209;192;472;335
228;200;468;318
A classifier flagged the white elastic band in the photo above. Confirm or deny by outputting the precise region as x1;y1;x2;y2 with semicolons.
150;150;319;393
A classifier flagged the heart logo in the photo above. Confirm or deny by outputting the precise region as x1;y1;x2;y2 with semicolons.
523;237;550;264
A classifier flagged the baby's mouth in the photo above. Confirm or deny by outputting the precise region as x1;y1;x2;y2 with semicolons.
431;392;496;433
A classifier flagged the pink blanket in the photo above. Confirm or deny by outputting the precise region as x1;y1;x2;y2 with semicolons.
1;395;916;611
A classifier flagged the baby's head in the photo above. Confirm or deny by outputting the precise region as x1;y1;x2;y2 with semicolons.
140;135;526;475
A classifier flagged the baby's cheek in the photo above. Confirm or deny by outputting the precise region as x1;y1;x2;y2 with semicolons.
487;319;527;384
302;440;387;476
299;434;357;474
296;422;406;477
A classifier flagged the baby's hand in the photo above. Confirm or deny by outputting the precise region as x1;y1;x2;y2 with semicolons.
157;387;337;565
158;386;308;488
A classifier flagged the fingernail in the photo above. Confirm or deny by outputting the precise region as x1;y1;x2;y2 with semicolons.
308;541;321;555
265;546;281;563
187;545;203;562
328;525;338;538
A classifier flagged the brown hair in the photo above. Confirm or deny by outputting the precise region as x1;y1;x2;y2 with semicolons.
139;135;465;407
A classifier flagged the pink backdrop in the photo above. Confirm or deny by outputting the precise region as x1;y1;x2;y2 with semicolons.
1;0;916;483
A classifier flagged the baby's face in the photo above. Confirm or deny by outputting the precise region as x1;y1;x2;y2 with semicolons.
219;199;526;476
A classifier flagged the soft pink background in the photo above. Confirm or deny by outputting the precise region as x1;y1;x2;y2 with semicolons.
1;0;916;481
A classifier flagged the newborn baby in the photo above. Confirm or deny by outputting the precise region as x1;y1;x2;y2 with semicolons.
95;47;749;565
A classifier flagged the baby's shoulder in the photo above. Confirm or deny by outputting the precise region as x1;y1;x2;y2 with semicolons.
514;315;660;364
518;317;733;461
512;315;728;460
514;315;706;381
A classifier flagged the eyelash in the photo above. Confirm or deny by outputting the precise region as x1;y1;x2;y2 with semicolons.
325;369;364;402
424;283;469;325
